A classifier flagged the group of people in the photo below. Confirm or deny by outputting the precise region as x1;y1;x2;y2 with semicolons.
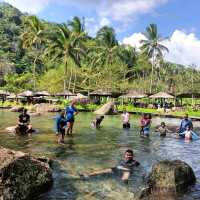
14;104;198;182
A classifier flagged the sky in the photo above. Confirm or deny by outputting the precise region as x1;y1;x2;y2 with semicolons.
1;0;200;67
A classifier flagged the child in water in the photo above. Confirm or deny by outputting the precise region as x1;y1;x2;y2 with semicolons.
140;114;151;137
156;122;172;137
183;126;193;141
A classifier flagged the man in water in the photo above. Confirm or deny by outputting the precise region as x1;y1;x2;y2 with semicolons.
16;108;32;135
55;110;67;143
82;149;140;181
179;114;193;133
65;100;78;135
121;109;130;129
91;115;104;129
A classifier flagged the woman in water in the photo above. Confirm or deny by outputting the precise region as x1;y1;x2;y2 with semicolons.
140;114;151;137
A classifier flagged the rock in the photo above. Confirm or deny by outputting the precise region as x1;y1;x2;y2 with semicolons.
0;147;53;200
94;101;116;115
140;160;196;199
9;106;23;112
34;103;60;113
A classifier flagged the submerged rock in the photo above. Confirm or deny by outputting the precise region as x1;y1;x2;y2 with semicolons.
0;147;53;200
140;160;196;199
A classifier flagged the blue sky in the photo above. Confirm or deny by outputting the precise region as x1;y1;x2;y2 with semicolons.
2;0;200;67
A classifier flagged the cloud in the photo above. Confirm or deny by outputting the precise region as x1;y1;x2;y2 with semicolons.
123;32;146;48
3;0;168;22
3;0;52;14
123;30;200;67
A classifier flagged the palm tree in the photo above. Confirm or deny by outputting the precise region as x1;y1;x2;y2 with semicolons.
140;24;168;93
21;16;44;91
94;26;119;90
45;23;86;92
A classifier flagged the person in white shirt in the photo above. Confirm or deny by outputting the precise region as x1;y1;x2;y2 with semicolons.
121;109;130;129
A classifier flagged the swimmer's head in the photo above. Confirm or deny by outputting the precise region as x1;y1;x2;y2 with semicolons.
161;122;166;127
60;110;65;116
124;149;134;161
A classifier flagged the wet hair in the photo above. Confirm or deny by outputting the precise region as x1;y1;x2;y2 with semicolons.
100;115;104;119
125;149;134;156
23;108;27;113
161;122;166;126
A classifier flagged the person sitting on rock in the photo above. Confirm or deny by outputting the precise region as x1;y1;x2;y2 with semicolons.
16;108;32;135
91;115;104;129
81;149;140;181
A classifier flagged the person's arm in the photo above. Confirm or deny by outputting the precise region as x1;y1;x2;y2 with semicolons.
83;168;113;177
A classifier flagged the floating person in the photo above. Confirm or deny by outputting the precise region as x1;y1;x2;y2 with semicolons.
55;110;67;144
15;108;32;136
91;115;104;129
140;114;151;137
81;149;140;181
65;100;78;135
178;114;193;134
155;122;172;137
121;109;130;129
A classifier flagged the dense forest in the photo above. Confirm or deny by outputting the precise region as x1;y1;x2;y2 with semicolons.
0;2;200;95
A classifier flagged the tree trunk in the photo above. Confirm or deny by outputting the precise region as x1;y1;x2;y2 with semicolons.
33;56;37;91
63;61;67;92
150;54;155;93
68;66;73;91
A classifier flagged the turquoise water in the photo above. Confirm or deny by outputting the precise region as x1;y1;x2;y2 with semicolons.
0;110;200;200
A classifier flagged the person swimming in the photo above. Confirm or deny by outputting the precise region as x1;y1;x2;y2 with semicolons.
91;115;104;129
81;149;140;181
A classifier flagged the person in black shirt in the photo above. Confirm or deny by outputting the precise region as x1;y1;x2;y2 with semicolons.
82;149;140;181
16;108;32;135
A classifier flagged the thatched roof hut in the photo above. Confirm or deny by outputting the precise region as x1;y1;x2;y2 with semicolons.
119;91;147;99
149;92;175;99
176;93;200;98
55;90;75;97
35;91;50;96
0;90;10;96
89;89;112;97
18;90;34;97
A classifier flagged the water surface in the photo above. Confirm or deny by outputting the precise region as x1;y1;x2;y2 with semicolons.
0;111;200;200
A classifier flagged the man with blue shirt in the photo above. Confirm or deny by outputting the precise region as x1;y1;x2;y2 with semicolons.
65;100;78;135
55;110;67;143
179;114;193;133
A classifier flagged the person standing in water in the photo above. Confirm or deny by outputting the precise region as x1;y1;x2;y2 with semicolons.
155;122;172;137
121;109;130;129
65;100;78;135
140;114;151;137
55;110;67;143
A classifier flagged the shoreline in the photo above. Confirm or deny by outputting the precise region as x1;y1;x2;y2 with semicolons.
1;107;200;121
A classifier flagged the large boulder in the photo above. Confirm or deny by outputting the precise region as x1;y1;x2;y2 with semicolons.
0;147;53;200
140;160;196;199
94;101;116;115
